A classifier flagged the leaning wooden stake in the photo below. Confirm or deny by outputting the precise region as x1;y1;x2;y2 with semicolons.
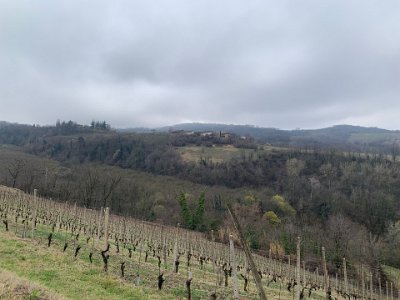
229;234;239;300
227;203;267;300
104;207;110;250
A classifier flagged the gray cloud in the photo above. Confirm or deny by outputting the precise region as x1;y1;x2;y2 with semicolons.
0;0;399;129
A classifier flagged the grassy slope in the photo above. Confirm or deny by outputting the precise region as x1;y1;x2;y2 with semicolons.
0;230;176;300
0;219;328;300
176;145;285;163
0;185;327;300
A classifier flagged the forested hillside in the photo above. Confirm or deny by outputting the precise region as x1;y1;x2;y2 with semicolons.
0;120;399;276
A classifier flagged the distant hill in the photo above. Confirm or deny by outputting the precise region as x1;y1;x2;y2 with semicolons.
2;120;400;153
158;123;291;143
120;123;400;152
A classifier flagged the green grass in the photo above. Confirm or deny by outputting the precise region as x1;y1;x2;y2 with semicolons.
0;221;304;300
0;230;177;300
176;145;283;163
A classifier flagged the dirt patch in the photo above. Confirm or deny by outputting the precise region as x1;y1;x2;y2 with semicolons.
0;269;65;300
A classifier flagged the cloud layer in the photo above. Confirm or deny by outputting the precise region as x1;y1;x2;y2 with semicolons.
1;0;399;129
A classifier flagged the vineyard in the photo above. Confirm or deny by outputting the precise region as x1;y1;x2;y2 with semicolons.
0;185;398;300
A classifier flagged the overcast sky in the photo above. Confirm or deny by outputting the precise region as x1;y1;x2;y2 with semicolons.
0;1;399;129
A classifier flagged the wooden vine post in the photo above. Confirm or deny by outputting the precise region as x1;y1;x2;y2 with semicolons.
386;280;389;300
31;189;37;240
369;272;373;300
163;235;167;269
173;229;179;272
97;207;103;245
343;257;349;297
82;206;86;233
322;247;329;300
227;203;267;300
361;265;365;300
390;282;393;300
229;234;239;300
335;273;338;292
295;236;301;300
104;207;110;249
